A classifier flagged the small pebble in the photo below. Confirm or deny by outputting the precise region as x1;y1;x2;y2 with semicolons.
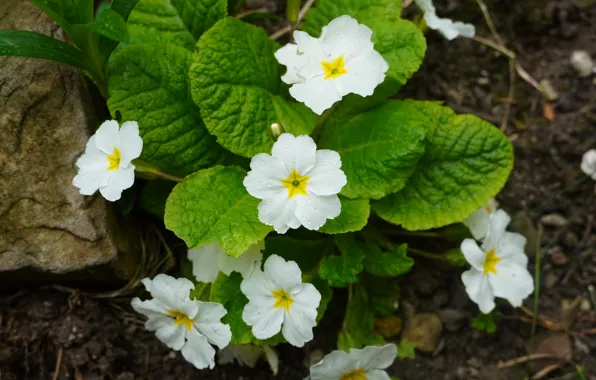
539;79;559;101
549;246;569;266
570;50;594;77
540;213;569;227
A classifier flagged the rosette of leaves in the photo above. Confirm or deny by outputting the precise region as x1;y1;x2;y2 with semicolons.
2;0;514;352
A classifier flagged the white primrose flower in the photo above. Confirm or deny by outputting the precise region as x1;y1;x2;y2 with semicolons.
243;133;347;234
414;0;476;40
461;210;534;314
219;344;279;375
581;149;596;180
275;15;388;115
131;274;232;369
462;198;499;240
308;344;397;380
188;242;264;283
241;254;321;347
73;120;142;202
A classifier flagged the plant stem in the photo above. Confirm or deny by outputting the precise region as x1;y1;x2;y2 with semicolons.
382;229;443;238
286;0;301;24
407;247;449;261
529;226;543;352
133;159;185;183
310;104;336;142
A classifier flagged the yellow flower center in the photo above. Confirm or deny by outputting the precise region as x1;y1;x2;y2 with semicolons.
321;56;348;80
167;310;194;331
107;147;121;171
483;248;501;275
281;168;309;199
271;288;294;312
340;369;367;380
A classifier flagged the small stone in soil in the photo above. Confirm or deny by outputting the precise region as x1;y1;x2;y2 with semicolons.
438;309;467;333
403;313;442;353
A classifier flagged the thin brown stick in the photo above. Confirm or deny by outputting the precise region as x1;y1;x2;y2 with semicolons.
270;25;292;40
297;0;316;25
497;353;565;369
235;7;269;19
51;347;63;380
533;363;566;380
475;0;504;45
270;0;316;40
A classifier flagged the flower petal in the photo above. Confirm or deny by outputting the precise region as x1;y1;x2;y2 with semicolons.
462;207;491;241
424;12;476;40
271;134;317;174
289;77;342;115
335;50;387;97
195;301;227;324
275;44;307;85
195;321;231;349
264;254;303;290
460;239;485;271
320;16;374;60
241;266;276;298
188;243;221;283
94;120;120;154
73;170;107;196
365;370;392;380
461;269;495;313
482;210;510;252
131;297;168;317
257;192;300;234
309;349;353;379
263;345;279;375
290;283;321;313
242;299;284;340
154;317;186;350
489;262;534;308
181;327;216;369
295;194;341;231
282;306;315;347
581;149;596;179
76;137;108;173
306;150;347;196
145;274;196;314
218;241;263;278
117;121;143;166
497;232;528;267
244;155;288;200
356;344;397;371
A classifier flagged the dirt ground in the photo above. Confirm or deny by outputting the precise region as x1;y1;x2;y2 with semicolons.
1;0;596;379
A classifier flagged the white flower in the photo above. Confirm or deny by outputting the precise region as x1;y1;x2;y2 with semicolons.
73;120;142;202
308;344;397;380
414;0;476;40
219;344;279;375
461;210;534;314
275;15;388;115
131;274;232;369
241;254;321;347
581;149;596;180
188;242;264;283
462;198;499;240
243;133;347;234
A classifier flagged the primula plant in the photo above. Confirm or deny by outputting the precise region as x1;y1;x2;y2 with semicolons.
0;0;535;374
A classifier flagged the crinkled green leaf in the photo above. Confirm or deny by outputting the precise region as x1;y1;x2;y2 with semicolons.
111;0;141;21
318;101;428;199
338;284;385;351
138;179;175;218
319;198;370;234
82;8;128;42
302;1;424;94
28;0;93;32
363;243;413;277
189;17;316;157
164;166;272;257
302;0;402;36
397;339;417;359
472;311;499;334
373;101;514;230
319;235;364;288
108;43;230;176
264;237;330;272
312;277;333;322
361;274;400;318
127;0;227;49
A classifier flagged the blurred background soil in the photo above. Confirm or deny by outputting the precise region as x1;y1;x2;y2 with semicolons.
1;0;596;379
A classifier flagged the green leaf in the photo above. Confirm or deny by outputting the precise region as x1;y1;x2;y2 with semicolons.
301;0;424;93
397;339;417;359
312;277;333;322
82;8;129;42
302;0;402;36
373;101;514;230
127;0;227;49
138;179;175;218
471;311;499;334
108;43;230;176
361;274;400;318
318;100;428;199
363;243;413;277
338;284;385;351
264;237;330;273
164;166;273;257
0;31;87;69
189;17;316;157
445;248;467;266
210;272;253;344
28;0;94;32
111;0;141;21
319;234;364;288
319;198;370;235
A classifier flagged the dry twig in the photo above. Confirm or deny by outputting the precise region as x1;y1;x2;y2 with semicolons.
51;347;63;380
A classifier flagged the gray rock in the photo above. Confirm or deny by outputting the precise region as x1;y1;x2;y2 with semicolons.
0;0;123;276
540;213;570;227
438;308;467;332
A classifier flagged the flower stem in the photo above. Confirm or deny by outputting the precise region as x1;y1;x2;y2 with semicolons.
382;229;443;238
133;159;184;183
407;247;449;261
310;104;337;142
286;0;301;24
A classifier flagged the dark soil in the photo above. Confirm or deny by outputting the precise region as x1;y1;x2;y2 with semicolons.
2;0;596;379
